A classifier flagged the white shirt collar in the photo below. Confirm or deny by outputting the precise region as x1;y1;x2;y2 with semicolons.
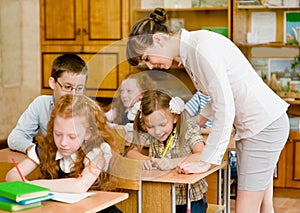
179;29;190;67
56;151;77;173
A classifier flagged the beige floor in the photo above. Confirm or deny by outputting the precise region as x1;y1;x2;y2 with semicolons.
230;197;300;213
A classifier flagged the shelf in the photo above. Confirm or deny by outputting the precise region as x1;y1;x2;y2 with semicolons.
134;7;228;12
237;5;300;9
235;42;300;48
286;99;300;105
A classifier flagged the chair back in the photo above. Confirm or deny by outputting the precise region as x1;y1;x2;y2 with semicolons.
111;127;127;155
108;152;142;191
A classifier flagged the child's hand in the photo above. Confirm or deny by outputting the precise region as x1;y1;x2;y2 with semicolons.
176;160;211;174
142;157;156;170
152;158;180;170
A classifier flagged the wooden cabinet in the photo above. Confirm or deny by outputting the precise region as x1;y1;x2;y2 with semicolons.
274;101;300;188
232;0;300;60
131;0;232;39
274;131;300;188
40;0;131;98
285;131;300;188
40;0;127;46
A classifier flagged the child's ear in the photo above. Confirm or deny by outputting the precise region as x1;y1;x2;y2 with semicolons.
84;128;93;141
173;115;178;123
49;77;56;90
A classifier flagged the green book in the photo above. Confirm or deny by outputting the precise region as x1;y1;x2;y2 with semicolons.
0;196;42;212
0;181;50;203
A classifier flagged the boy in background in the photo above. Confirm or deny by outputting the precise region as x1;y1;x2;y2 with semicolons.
8;54;88;153
185;91;212;134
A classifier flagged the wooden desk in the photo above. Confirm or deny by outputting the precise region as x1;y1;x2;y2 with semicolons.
0;148;27;163
141;161;228;213
0;148;40;182
0;149;129;212
0;191;128;213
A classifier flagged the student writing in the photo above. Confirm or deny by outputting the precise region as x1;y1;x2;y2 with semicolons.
6;94;121;213
125;90;208;213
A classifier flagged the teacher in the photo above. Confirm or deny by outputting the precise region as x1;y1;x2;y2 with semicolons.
126;8;289;213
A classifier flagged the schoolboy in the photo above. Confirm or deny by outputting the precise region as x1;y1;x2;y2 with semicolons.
7;54;88;153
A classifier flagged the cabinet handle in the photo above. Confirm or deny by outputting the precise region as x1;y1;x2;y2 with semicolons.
77;28;81;35
83;28;88;35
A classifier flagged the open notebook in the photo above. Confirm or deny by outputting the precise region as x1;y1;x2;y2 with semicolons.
51;192;96;204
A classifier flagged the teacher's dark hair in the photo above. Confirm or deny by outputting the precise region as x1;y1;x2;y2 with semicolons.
126;8;170;66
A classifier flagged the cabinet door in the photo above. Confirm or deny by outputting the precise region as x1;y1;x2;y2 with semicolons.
273;146;286;187
40;0;83;45
286;131;300;188
82;0;129;45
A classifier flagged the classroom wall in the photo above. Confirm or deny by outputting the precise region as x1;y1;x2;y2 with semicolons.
0;0;40;141
0;1;298;143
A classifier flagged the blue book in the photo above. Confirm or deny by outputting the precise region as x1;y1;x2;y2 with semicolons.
0;197;42;212
17;193;54;205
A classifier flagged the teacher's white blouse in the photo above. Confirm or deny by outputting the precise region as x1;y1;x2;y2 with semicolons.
180;29;289;165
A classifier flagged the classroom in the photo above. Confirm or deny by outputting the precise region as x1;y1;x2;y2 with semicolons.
0;0;300;212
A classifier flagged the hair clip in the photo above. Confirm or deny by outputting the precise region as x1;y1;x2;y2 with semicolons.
169;97;184;114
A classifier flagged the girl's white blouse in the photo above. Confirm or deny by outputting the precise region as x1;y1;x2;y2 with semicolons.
27;143;112;173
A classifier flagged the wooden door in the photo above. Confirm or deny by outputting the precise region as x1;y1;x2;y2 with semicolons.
40;0;83;45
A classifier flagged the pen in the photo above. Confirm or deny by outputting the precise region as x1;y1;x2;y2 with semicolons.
11;157;25;182
161;129;176;158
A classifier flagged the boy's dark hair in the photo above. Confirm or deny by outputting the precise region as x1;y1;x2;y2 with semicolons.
51;54;88;81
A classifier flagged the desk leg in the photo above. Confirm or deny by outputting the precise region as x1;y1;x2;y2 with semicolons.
137;188;142;213
226;159;231;213
171;184;176;213
218;169;222;206
186;184;191;213
218;161;230;213
223;164;228;213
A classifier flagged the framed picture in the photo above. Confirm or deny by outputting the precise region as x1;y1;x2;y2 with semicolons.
284;11;300;45
169;18;184;33
268;58;300;83
251;58;269;80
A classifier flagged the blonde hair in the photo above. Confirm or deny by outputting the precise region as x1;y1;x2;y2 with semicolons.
127;90;188;154
111;71;156;124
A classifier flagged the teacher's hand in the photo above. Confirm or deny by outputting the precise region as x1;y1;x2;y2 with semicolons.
176;161;211;174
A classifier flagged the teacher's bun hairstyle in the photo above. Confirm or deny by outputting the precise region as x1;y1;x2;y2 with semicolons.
126;8;170;66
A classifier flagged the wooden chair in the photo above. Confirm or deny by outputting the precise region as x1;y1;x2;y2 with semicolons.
111;127;127;155
109;152;143;213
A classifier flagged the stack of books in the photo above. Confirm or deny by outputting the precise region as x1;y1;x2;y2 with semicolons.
0;181;53;212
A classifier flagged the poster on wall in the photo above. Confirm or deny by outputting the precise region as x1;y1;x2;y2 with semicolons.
284;11;300;45
250;12;276;44
251;58;269;81
269;58;300;85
